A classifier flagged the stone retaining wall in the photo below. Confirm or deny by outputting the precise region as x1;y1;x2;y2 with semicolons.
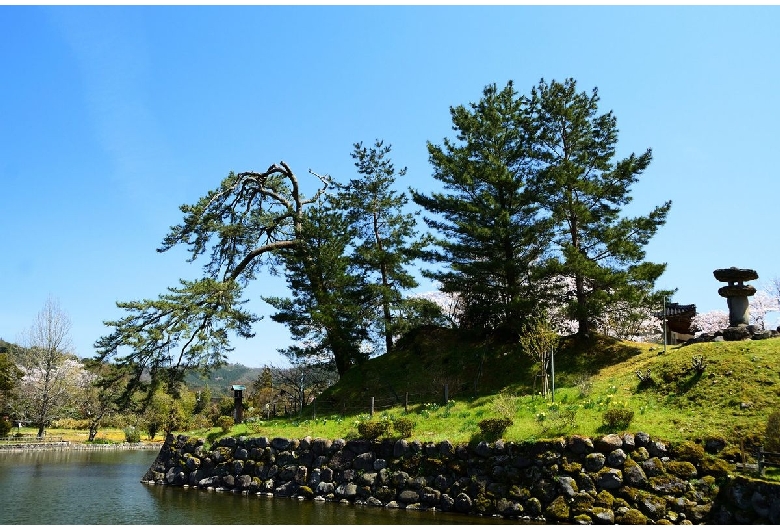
142;432;780;524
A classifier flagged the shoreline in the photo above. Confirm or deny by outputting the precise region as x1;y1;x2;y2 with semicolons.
0;441;163;452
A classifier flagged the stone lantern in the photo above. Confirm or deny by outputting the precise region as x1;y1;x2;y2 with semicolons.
714;267;757;339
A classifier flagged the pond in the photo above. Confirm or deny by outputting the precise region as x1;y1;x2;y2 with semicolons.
0;448;518;525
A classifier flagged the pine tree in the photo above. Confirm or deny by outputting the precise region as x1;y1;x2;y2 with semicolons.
335;140;430;354
527;78;672;337
412;82;551;339
263;197;371;376
95;163;333;393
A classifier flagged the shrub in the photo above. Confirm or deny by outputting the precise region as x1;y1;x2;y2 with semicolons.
635;369;655;389
478;418;513;441
602;407;634;430
123;426;141;443
575;374;593;398
691;355;707;374
492;393;518;419
87;437;113;445
765;410;780;451
0;417;11;437
393;417;415;438
216;415;234;434
357;418;391;440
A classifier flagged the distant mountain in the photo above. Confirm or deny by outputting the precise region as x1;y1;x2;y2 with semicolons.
184;363;265;396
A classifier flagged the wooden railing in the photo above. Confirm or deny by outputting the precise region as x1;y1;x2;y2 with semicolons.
757;446;780;476
0;436;64;444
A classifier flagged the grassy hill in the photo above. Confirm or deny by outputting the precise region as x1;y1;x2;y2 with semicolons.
212;328;780;451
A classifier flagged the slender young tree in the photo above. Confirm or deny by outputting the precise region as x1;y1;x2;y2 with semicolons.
527;78;672;338
412;82;552;339
335;140;430;353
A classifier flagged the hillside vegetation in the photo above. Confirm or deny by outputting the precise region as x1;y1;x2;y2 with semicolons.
199;329;780;452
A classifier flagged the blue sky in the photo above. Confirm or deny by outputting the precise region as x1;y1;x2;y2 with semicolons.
2;6;779;368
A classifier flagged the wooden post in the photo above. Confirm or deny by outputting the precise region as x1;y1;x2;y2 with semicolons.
370;397;375;417
759;446;765;477
444;384;449;405
404;392;409;413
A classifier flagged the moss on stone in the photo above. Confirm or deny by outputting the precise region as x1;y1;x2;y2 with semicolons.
570;492;594;513
474;493;493;513
612;497;631;510
544;495;570;522
673;441;705;463
666;460;698;479
572;514;591;524
699;456;733;478
594;489;615;507
615;508;647;524
562;459;582;474
508;485;530;500
298;485;314;499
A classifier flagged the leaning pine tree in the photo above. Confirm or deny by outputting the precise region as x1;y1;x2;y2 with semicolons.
94;163;343;399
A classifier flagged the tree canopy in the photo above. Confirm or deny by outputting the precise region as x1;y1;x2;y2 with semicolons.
414;78;672;340
95;78;672;397
412;81;552;340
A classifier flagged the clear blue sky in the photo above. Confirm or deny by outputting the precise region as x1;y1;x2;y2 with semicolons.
2;5;779;368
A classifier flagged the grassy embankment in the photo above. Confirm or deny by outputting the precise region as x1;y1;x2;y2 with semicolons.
185;329;780;451
21;329;780;455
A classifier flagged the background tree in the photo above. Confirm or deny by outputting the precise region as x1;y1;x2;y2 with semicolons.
527;78;672;338
249;366;275;414
272;359;338;417
78;360;127;441
412;81;551;340
335;140;430;353
690;310;729;336
263;197;372;375
0;351;22;436
142;386;193;439
14;297;81;437
95;163;332;397
408;288;465;329
749;288;779;330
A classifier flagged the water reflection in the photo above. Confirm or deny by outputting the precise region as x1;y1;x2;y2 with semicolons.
0;450;520;525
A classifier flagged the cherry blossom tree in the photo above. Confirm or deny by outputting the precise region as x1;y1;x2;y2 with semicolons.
13;297;82;437
690;310;729;337
750;287;780;330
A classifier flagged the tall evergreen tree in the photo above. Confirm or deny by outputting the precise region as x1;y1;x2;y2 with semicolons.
527;78;672;337
412;82;551;340
263;197;371;376
335;140;430;354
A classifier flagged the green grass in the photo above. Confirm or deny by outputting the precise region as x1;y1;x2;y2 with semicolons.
25;329;780;458
183;331;780;452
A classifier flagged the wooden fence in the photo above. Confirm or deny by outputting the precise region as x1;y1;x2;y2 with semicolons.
0;436;64;445
757;446;780;476
293;384;455;419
